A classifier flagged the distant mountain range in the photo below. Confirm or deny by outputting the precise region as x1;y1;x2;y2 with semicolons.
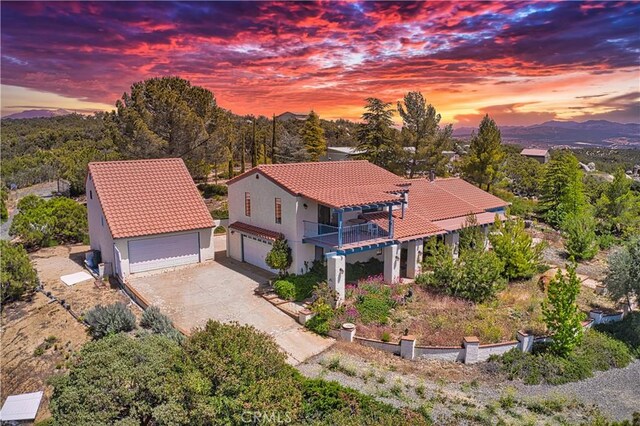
453;120;640;149
2;108;74;119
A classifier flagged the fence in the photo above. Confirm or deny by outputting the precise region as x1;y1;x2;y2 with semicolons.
318;306;629;364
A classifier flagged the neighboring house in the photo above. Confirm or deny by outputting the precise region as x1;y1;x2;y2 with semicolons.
276;111;308;121
86;158;215;282
227;160;507;304
322;146;364;161
520;148;550;163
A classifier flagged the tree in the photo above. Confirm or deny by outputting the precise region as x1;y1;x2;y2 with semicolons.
9;195;88;248
108;77;219;177
1;186;9;223
277;129;308;163
1;240;39;303
461;115;505;191
502;154;544;197
397;91;452;178
562;210;599;261
180;321;303;423
595;168;640;238
490;215;545;280
542;265;584;356
458;214;485;253
540;151;586;227
265;236;292;277
50;333;187;425
300;111;326;161
356;98;397;168
604;238;640;307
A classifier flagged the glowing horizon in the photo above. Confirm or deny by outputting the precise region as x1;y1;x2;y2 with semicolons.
1;1;639;126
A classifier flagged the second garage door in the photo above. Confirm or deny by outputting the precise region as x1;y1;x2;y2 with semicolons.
129;232;200;274
242;236;278;273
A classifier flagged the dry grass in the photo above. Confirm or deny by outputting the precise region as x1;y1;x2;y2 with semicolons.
0;244;137;422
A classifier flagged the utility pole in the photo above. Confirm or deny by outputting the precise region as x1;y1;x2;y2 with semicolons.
240;125;246;173
262;135;267;165
271;113;277;164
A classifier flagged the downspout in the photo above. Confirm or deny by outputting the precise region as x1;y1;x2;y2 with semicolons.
337;209;343;248
388;206;394;239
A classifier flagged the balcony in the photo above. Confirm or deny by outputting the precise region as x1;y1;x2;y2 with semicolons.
303;220;390;249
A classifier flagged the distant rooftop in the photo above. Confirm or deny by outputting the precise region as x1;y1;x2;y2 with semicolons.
521;148;549;156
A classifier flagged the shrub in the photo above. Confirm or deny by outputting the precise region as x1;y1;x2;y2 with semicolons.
306;299;334;336
197;183;227;198
492;330;633;385
604;238;640;308
273;279;296;300
356;285;395;325
265;236;293;277
562;210;599;261
542;265;583;356
345;258;384;282
9;195;87;248
490;214;545;280
595;312;640;358
84;302;136;339
1;240;39;303
140;306;184;343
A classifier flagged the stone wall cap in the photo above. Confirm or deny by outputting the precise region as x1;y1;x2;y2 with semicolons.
342;322;356;330
401;335;416;341
463;336;480;343
300;309;313;315
517;330;531;337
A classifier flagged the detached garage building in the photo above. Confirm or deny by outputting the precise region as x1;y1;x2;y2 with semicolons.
86;158;215;282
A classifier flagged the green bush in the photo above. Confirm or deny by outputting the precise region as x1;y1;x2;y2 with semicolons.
273;279;296;300
490;215;545;280
197;183;227;198
1;240;39;303
9;195;87;248
210;207;229;219
265;236;292;276
84;302;136;339
346;258;384;282
492;330;633;385
356;285;395;325
595;312;640;358
273;272;322;302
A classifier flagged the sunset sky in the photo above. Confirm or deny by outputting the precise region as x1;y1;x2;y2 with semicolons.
1;1;639;126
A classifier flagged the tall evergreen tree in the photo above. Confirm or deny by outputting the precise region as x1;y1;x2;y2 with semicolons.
461;115;505;191
397;91;452;178
300;111;326;161
356;98;395;167
542;265;583;357
596;168;640;237
540;151;586;227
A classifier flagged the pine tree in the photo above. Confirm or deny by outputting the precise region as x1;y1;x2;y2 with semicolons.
562;209;598;261
542;265;583;356
596;168;640;237
300;111;326;161
397;91;452;178
461;115;505;191
489;215;545;280
356;98;395;167
540;151;585;227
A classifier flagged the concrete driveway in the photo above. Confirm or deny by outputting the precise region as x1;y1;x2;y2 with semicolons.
127;237;334;365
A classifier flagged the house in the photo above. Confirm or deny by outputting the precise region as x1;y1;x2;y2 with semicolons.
520;148;550;163
276;111;308;122
226;160;507;304
86;158;215;282
322;146;364;161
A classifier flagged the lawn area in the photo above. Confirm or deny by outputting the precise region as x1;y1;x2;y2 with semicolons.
331;275;617;347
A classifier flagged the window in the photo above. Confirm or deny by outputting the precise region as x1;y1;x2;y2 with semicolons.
245;192;251;216
275;198;282;224
89;190;93;200
101;215;104;227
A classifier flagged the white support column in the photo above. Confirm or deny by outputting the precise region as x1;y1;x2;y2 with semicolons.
444;232;460;259
383;244;400;283
327;254;346;307
406;239;423;279
483;225;490;250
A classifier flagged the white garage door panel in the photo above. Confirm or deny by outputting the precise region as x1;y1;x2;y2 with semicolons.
129;233;200;273
242;236;278;273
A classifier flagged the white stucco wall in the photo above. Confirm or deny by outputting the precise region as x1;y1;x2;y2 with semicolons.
86;174;115;271
228;172;317;274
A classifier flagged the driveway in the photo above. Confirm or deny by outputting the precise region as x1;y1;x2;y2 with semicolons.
127;237;334;365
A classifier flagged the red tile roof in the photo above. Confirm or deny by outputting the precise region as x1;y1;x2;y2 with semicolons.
227;161;408;209
407;179;484;221
364;210;445;241
432;178;508;211
88;158;214;239
229;222;282;241
434;211;506;232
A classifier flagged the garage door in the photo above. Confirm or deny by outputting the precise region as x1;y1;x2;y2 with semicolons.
129;233;200;273
242;236;278;273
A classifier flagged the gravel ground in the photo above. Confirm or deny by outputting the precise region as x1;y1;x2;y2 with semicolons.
513;359;640;421
299;343;639;424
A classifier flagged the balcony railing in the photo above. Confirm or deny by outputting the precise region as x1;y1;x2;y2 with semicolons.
303;221;390;248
